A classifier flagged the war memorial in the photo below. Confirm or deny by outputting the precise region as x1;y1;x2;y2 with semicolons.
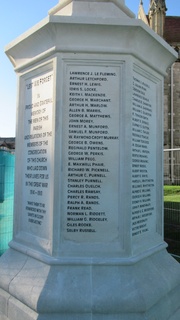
0;0;180;319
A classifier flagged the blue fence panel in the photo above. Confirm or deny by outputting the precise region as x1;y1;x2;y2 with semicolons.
0;163;5;202
0;151;15;256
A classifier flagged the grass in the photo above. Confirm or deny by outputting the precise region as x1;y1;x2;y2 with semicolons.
164;185;180;202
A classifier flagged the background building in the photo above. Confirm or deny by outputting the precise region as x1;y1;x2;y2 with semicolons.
138;0;180;184
0;138;15;152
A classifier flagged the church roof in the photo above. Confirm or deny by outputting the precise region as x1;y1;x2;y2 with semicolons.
0;138;15;150
164;16;180;44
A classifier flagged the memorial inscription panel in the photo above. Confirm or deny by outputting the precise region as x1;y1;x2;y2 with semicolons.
131;70;157;238
22;69;53;239
62;63;121;243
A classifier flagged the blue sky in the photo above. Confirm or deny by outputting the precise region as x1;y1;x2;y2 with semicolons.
0;0;179;137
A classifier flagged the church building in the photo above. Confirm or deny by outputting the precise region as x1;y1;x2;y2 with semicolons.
138;0;180;184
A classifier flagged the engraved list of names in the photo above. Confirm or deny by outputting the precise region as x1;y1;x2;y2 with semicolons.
131;71;156;238
63;64;121;242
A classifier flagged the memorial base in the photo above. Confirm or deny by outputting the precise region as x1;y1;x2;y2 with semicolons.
0;248;179;320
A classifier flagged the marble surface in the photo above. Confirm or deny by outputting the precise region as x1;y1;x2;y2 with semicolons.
0;0;179;319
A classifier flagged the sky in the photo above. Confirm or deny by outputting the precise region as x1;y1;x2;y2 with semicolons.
0;0;179;137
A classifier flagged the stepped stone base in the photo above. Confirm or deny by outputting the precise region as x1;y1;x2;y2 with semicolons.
0;248;179;320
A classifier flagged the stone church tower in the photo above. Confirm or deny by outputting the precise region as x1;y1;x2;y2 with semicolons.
148;0;167;37
138;0;180;184
138;0;167;37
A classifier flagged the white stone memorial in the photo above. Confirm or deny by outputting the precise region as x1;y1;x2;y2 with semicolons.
0;0;180;319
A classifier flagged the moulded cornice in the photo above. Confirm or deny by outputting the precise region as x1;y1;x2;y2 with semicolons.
5;15;177;75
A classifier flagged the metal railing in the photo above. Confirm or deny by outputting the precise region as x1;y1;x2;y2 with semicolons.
164;148;180;185
164;148;180;261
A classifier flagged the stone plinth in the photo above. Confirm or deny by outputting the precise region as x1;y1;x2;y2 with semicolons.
0;1;179;319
